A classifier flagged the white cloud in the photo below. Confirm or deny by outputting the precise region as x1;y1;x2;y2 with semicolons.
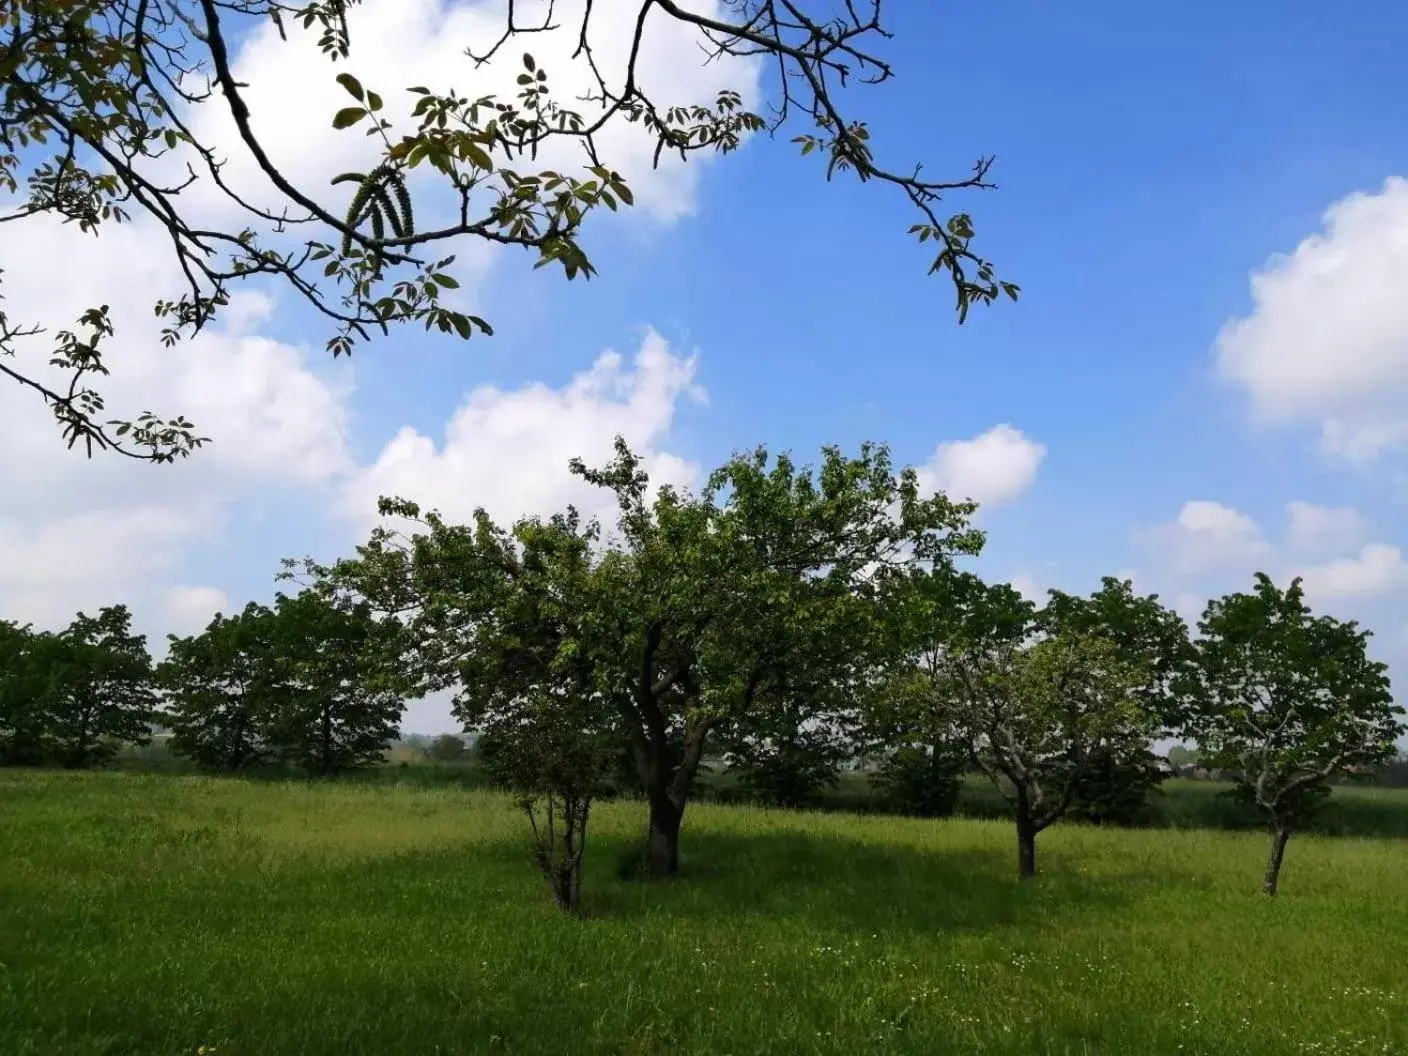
0;215;353;628
1283;500;1370;557
0;506;214;630
340;327;705;527
1141;500;1272;576
1294;543;1408;602
162;586;232;639
1006;573;1046;605
1172;592;1208;627
1215;176;1408;461
918;424;1046;508
1135;499;1408;643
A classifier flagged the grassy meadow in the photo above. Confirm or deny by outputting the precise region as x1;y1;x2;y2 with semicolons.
3;769;1407;1056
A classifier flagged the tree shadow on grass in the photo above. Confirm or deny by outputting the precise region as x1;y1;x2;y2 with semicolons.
582;828;1132;937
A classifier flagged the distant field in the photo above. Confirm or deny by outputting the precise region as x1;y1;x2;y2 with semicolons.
3;770;1407;1055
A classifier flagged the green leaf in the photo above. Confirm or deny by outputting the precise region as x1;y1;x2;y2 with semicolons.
523;53;536;73
463;142;494;171
432;273;460;290
366;91;384;113
336;73;365;101
332;107;368;130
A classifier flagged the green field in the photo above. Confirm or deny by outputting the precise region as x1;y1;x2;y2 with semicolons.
3;770;1407;1055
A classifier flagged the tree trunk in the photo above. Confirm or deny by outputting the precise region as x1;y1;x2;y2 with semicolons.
320;707;333;776
548;858;583;914
1016;814;1037;879
1262;826;1292;897
646;798;683;879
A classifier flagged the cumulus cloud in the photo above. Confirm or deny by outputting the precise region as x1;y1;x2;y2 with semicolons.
340;327;706;528
1140;500;1272;577
1215;176;1408;461
1133;497;1408;639
1283;501;1371;557
917;424;1046;509
161;586;233;640
1294;544;1408;603
1005;573;1046;605
0;506;214;630
0;215;353;629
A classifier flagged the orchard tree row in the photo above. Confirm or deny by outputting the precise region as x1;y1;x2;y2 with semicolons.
2;438;1401;909
294;438;1402;908
0;591;404;775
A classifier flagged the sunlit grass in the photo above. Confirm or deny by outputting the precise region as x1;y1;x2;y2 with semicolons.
2;768;1406;1055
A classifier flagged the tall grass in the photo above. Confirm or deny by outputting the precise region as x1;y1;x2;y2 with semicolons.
3;768;1405;1055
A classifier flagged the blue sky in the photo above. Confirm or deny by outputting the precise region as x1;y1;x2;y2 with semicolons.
4;0;1407;734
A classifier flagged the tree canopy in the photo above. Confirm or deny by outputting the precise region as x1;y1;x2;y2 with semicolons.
159;601;282;771
905;571;1165;876
42;605;157;768
301;436;983;879
1184;573;1404;895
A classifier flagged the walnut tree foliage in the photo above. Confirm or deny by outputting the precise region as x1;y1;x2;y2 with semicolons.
1;0;1017;462
1183;573;1403;895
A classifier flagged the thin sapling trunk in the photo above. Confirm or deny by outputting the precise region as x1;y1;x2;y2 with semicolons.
523;792;592;914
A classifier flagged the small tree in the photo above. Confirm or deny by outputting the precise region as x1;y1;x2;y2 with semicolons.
451;511;615;913
262;591;406;776
1064;742;1169;826
935;573;1153;878
1185;574;1404;896
44;605;157;768
159;603;280;771
1167;744;1200;770
480;690;616;915
868;742;967;819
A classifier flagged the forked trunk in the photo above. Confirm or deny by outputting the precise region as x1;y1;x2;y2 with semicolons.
1262;826;1292;897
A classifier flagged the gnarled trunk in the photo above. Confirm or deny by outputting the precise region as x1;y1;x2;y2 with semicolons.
1262;826;1292;897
